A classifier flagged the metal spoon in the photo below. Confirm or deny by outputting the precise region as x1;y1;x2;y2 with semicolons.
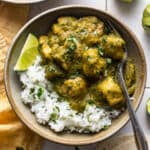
106;20;148;150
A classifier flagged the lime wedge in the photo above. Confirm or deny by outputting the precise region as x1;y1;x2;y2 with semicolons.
143;4;150;17
120;0;132;3
142;4;150;32
146;98;150;114
14;33;39;71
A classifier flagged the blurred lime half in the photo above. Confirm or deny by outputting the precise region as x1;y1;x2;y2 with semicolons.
120;0;132;3
14;33;39;71
146;98;150;114
142;4;150;32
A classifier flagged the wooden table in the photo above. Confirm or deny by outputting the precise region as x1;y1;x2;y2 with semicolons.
29;0;150;149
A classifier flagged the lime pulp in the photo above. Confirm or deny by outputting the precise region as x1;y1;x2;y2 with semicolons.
146;98;150;114
142;4;150;31
14;33;39;71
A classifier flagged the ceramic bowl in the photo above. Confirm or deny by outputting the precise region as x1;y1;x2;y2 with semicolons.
4;5;147;145
1;0;45;4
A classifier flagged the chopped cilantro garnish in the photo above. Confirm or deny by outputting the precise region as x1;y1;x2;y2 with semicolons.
97;46;104;56
87;113;92;122
30;88;35;94
88;100;95;105
55;106;60;112
101;36;107;44
70;72;80;79
104;26;111;34
49;107;60;122
67;36;77;52
106;58;112;64
50;113;58;122
103;125;109;130
37;87;44;97
57;97;63;102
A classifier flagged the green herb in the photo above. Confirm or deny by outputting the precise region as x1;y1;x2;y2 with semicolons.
104;70;108;77
68;44;76;52
103;125;109;130
87;113;92;122
97;46;104;56
104;26;111;34
55;106;60;112
101;36;107;44
69;114;73;117
67;36;77;52
48;66;56;72
88;100;94;105
70;72;80;78
65;37;77;61
16;147;24;150
50;113;58;121
49;107;60;122
80;29;87;34
84;46;89;50
30;88;35;94
37;87;44;97
57;97;64;102
106;58;112;64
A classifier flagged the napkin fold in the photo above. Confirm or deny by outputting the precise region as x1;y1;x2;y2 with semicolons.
0;2;42;150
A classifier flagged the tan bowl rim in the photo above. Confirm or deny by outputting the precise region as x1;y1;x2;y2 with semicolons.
4;5;147;146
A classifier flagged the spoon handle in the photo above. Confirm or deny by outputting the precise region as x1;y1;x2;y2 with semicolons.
118;67;148;150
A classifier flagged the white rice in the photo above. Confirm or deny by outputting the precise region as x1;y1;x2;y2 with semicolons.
19;56;120;133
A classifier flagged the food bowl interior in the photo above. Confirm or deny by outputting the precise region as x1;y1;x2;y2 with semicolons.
5;6;146;145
